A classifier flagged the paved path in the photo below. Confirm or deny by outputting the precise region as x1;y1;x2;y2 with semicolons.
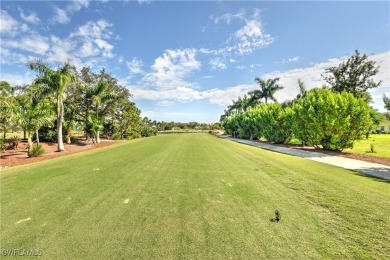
225;137;390;181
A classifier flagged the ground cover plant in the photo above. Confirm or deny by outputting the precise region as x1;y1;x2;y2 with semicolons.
1;134;389;259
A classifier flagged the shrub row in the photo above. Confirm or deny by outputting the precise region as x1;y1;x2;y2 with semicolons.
223;89;372;151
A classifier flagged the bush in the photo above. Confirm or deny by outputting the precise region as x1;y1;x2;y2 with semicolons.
28;144;45;157
0;139;5;152
112;133;121;140
127;132;141;140
292;89;372;151
141;126;157;137
251;103;293;143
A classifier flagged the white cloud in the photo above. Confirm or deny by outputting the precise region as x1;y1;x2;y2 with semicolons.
228;19;273;55
205;85;256;106
1;17;117;69
138;0;152;5
70;0;90;12
132;86;204;102
0;48;28;65
50;0;90;24
51;7;70;24
209;57;227;70
19;9;40;24
0;72;34;86
214;10;245;25
94;39;113;57
201;9;273;66
282;56;300;64
2;34;50;56
71;19;112;39
131;82;256;107
0;10;21;35
156;100;174;107
141;48;200;89
79;41;99;57
127;58;144;74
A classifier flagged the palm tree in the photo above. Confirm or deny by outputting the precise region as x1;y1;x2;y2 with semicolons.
296;79;307;99
28;60;76;151
247;89;263;108
87;115;103;144
14;103;54;149
253;77;284;103
86;80;116;143
241;95;251;112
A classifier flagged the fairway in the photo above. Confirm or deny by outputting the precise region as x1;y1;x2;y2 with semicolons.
1;134;389;259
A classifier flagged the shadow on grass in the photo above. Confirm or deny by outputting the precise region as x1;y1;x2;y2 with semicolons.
352;167;390;183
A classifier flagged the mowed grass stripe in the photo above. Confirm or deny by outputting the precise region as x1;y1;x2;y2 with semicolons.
1;134;389;259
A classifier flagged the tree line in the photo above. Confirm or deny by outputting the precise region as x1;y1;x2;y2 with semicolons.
0;60;144;152
220;50;389;151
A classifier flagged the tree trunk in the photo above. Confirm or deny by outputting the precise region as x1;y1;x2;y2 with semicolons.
67;134;71;144
3;125;6;139
96;130;101;143
35;129;40;145
57;100;65;151
23;129;26;140
27;132;32;151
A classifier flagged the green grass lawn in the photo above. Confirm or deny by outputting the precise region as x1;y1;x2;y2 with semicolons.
1;134;389;259
345;134;390;158
288;134;390;159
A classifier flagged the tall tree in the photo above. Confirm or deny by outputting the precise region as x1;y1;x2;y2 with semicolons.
86;80;116;143
113;100;142;139
252;77;284;104
322;50;381;99
28;60;76;151
383;94;390;111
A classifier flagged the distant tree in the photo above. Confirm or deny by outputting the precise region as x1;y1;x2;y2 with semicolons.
252;77;283;104
383;94;390;111
322;50;381;99
28;60;76;151
370;109;386;127
113;100;142;139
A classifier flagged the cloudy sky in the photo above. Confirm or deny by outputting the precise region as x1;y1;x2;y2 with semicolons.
1;0;389;123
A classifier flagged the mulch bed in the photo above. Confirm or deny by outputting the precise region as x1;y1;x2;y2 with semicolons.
1;140;119;168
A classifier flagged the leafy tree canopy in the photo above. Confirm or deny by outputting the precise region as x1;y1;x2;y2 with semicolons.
322;50;381;99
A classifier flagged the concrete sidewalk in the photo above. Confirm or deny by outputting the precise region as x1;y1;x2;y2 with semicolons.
226;137;390;181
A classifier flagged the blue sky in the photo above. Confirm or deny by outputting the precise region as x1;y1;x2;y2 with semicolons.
1;0;389;123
